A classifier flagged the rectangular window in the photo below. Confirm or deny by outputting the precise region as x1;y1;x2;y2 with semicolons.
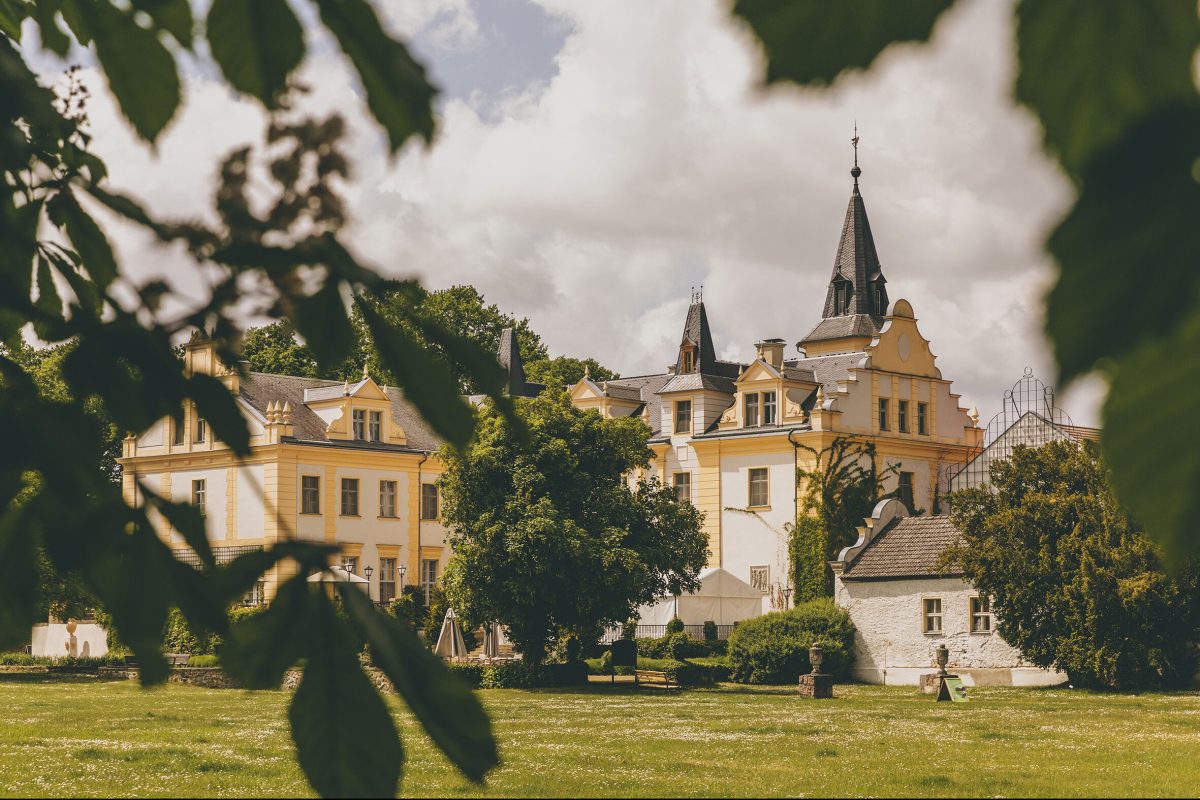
352;409;366;441
340;478;359;516
301;475;320;515
173;417;184;446
674;400;692;434
970;596;993;633
673;472;691;503
898;471;915;511
421;483;439;521
369;410;382;442
379;558;397;604
917;402;928;435
762;391;777;425
923;597;943;634
421;558;439;605
195;417;206;443
878;398;889;431
379;480;398;518
191;479;206;516
898;400;909;433
242;581;266;607
682;349;693;374
744;393;759;427
748;467;769;508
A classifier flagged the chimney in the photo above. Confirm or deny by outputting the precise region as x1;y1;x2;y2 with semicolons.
755;338;786;369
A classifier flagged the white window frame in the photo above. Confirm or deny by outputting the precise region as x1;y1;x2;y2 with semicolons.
301;475;320;515
923;597;943;635
672;471;691;504
748;467;769;508
420;483;439;521
379;479;398;518
898;399;909;433
191;479;206;516
340;477;360;516
421;558;439;605
674;400;692;434
195;417;206;443
878;398;889;431
379;557;397;604
762;391;777;425
368;410;382;442
970;596;993;633
352;409;367;441
744;393;759;427
917;401;928;435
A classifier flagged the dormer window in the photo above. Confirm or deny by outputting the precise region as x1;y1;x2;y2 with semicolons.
744;393;759;427
674;400;692;434
368;410;382;442
352;409;366;441
762;392;777;425
681;347;694;374
834;280;852;315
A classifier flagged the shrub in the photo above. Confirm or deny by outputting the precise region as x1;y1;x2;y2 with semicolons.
702;620;718;642
476;660;588;689
637;631;716;659
621;620;638;640
690;655;733;683
665;616;684;634
727;600;855;684
448;663;484;689
163;608;219;655
187;654;219;668
387;587;426;631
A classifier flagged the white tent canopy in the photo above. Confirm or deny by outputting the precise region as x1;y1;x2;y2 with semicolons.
434;607;468;658
307;566;368;586
636;568;763;626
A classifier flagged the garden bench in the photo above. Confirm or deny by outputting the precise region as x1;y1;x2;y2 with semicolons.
165;654;191;667
634;669;676;690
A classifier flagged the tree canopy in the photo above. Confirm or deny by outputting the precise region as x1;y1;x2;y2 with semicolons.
949;441;1200;690
439;391;708;664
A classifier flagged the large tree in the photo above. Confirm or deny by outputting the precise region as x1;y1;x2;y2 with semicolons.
949;440;1200;690
439;390;708;664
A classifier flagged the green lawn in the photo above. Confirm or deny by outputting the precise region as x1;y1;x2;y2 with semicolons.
1;675;1198;797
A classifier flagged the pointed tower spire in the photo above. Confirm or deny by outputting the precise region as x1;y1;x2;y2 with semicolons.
800;130;890;351
497;328;526;396
676;291;717;374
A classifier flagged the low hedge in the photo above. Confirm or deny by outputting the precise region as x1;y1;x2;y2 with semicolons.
186;654;220;668
0;653;124;668
448;660;589;689
585;655;726;687
726;599;855;685
636;632;718;660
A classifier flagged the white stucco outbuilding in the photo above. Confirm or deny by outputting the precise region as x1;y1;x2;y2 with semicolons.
636;567;763;626
831;499;1066;687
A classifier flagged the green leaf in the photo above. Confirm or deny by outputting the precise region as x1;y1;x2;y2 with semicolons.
32;255;63;340
32;1;71;56
220;575;312;688
290;593;403;799
0;0;27;39
0;501;41;650
1015;0;1200;177
731;0;954;86
187;373;251;456
1102;305;1200;560
341;586;497;783
58;189;118;291
314;0;437;152
0;197;42;306
1045;105;1200;383
206;0;303;108
294;279;356;370
359;301;477;450
131;0;193;48
142;486;214;568
76;0;180;142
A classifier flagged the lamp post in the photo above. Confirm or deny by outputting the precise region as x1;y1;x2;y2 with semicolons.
343;558;354;578
398;563;408;587
363;564;374;600
782;585;792;609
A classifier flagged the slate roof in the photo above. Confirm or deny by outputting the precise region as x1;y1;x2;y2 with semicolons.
658;372;736;394
602;373;674;436
801;314;882;344
786;351;867;392
841;515;965;581
240;372;441;452
821;171;889;319
601;382;643;402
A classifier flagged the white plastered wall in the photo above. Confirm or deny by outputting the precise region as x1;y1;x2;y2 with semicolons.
719;448;794;614
170;467;227;543
834;574;1066;687
236;464;264;540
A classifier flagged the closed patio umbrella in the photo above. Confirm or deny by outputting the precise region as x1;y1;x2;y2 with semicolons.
434;608;468;659
307;566;368;588
484;622;500;659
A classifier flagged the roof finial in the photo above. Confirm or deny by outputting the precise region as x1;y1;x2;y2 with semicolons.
698;284;703;303
851;122;861;185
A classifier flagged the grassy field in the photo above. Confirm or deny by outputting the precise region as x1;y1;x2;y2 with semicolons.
1;675;1198;797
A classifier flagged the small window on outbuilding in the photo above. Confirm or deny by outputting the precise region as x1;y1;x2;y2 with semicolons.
970;596;992;633
923;598;943;634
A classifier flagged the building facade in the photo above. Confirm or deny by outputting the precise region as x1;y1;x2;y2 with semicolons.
119;340;455;604
569;164;983;610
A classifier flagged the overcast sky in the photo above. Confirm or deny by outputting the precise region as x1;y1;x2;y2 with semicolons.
29;0;1104;426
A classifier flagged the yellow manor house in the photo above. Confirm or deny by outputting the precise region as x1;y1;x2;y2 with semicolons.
120;163;984;610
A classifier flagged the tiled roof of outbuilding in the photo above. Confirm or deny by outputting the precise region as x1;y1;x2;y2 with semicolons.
841;515;964;581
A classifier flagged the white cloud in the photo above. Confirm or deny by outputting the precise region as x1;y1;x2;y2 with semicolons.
61;0;1101;424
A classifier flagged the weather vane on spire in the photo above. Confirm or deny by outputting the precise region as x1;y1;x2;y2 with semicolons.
851;122;862;184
